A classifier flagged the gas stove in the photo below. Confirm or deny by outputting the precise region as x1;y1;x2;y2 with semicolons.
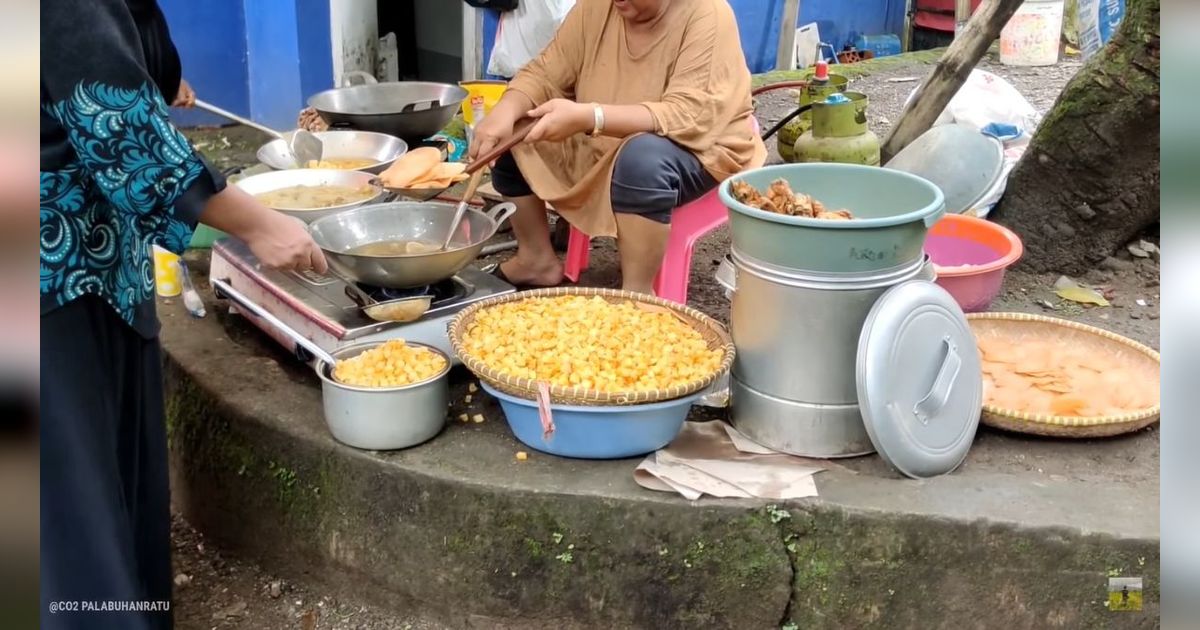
209;238;515;364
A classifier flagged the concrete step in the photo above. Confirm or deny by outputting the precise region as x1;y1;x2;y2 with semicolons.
160;280;1159;629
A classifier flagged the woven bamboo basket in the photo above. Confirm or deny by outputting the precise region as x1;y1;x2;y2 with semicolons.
448;287;735;406
967;312;1160;438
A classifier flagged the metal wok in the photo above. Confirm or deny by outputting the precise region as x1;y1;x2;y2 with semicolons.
257;130;408;174
308;73;468;142
307;201;517;289
233;168;386;223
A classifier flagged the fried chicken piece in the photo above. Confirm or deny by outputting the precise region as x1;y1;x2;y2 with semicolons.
297;107;329;132
731;180;767;208
792;193;820;218
732;178;854;219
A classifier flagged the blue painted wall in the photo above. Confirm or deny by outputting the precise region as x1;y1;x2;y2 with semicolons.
479;0;905;77
160;0;248;127
161;0;335;130
244;0;305;129
294;0;335;106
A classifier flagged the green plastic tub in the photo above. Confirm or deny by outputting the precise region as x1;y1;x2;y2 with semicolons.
188;223;228;249
719;163;944;273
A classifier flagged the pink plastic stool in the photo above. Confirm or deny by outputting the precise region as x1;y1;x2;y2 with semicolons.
562;189;728;303
563;120;758;303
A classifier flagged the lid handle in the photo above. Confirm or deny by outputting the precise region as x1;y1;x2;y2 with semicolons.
912;336;962;425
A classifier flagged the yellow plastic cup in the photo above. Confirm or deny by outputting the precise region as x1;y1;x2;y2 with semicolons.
153;245;182;297
459;80;508;126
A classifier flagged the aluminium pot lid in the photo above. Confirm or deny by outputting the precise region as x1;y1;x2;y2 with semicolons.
856;280;982;479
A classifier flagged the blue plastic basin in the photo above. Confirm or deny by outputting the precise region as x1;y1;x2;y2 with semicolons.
481;383;700;460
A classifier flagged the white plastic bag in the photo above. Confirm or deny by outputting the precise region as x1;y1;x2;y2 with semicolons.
903;70;1041;217
486;0;576;78
907;69;1041;136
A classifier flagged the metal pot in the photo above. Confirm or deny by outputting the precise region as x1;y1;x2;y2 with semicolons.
257;130;409;174
316;342;450;451
233;169;387;223
308;73;468;142
716;249;935;458
307;201;516;289
211;279;450;451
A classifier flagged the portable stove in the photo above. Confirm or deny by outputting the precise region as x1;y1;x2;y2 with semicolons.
208;238;515;364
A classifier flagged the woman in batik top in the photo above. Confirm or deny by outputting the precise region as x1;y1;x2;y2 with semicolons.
41;1;326;628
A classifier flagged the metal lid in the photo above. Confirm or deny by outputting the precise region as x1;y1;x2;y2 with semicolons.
884;124;1004;215
856;280;982;478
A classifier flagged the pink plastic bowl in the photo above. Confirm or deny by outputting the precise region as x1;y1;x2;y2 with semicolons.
924;214;1023;312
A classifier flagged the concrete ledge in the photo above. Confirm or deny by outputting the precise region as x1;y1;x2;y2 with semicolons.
162;288;1160;629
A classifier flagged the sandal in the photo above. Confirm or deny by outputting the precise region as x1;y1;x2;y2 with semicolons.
481;262;564;291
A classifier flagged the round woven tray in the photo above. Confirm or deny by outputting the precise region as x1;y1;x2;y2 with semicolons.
448;287;735;406
967;312;1160;438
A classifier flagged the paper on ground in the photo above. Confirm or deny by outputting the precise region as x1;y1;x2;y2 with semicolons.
634;421;823;500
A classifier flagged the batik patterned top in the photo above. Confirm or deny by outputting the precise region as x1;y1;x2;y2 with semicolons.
41;0;225;337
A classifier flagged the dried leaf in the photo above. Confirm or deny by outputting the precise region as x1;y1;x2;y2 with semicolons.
1056;285;1110;307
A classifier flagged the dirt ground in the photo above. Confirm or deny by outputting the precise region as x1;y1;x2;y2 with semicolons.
173;51;1159;630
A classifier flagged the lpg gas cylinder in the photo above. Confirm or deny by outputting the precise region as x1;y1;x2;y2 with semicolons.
793;91;881;166
777;62;848;162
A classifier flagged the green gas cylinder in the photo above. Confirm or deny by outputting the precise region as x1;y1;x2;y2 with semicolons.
777;62;847;163
793;91;880;166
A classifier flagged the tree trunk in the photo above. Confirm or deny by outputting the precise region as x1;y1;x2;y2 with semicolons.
990;0;1159;275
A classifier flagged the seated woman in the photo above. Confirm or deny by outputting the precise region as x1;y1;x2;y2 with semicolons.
470;0;765;294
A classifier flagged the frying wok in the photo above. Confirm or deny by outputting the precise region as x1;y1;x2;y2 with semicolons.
257;130;409;175
233;168;386;223
307;201;517;289
308;73;468;142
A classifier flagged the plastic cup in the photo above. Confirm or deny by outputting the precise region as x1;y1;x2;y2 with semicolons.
153;245;182;297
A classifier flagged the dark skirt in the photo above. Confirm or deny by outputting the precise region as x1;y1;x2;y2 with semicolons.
41;296;172;630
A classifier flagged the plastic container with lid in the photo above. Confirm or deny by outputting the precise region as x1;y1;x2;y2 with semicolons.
999;0;1066;66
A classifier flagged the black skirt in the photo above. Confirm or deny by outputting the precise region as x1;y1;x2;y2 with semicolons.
41;295;172;630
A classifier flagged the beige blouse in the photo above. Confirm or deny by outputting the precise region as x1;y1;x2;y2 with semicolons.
505;0;766;237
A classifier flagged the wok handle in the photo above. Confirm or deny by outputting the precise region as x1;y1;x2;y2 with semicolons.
211;278;339;367
400;100;439;113
485;202;517;227
341;70;378;87
465;117;535;174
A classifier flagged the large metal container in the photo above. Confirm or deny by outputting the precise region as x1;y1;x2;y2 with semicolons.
719;163;944;273
717;249;936;458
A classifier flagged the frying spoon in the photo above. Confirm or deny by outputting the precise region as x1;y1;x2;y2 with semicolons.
338;274;433;323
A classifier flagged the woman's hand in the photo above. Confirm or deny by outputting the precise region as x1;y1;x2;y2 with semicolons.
468;110;516;164
198;186;328;273
172;79;196;108
525;99;592;143
245;212;329;274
